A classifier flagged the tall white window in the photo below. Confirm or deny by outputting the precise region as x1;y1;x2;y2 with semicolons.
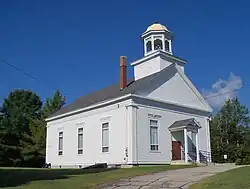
78;128;83;154
102;122;109;152
58;131;63;156
150;120;159;151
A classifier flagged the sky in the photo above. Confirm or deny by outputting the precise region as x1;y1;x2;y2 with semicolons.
0;0;249;111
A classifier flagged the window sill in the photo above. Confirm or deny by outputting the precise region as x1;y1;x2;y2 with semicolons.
101;152;110;154
77;154;84;156
149;150;161;153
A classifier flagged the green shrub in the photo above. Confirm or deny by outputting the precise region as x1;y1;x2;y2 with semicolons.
235;159;242;165
235;157;250;165
191;162;198;166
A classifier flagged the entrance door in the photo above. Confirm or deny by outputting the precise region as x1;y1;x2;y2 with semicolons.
172;141;181;160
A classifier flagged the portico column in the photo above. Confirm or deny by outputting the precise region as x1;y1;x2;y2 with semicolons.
184;128;188;163
196;132;200;162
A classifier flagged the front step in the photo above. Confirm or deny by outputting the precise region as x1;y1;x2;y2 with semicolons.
171;160;191;165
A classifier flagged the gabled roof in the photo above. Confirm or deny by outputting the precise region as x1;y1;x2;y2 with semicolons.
48;63;212;120
175;66;212;112
169;118;202;131
48;64;176;119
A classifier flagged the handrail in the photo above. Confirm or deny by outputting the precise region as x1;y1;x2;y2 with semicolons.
199;150;212;165
187;150;212;166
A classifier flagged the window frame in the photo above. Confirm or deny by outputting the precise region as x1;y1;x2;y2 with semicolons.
77;127;84;155
58;131;63;156
101;122;109;153
149;119;159;152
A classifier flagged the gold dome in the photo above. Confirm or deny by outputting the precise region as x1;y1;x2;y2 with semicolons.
146;22;169;32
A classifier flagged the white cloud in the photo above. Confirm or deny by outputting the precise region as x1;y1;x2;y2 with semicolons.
202;73;243;109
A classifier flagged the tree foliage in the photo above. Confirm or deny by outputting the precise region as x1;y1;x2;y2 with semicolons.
0;89;65;167
42;90;65;118
210;98;250;163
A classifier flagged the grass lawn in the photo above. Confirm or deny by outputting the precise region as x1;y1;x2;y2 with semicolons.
190;166;250;189
0;165;194;189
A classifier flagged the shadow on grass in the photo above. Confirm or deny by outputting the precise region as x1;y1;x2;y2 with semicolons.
0;167;116;188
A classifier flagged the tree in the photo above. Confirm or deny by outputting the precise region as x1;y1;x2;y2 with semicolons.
0;109;8;166
0;89;65;167
0;90;42;166
26;90;65;167
42;90;65;118
210;98;250;163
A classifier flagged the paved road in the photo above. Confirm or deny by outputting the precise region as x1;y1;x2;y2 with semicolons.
100;164;243;189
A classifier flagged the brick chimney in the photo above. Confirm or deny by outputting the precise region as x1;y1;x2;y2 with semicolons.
120;56;127;90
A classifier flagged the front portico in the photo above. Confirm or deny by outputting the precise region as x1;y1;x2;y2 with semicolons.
169;118;201;163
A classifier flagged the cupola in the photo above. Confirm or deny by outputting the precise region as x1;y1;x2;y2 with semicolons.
141;22;173;56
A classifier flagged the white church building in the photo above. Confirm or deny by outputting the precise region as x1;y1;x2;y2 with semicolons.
46;23;213;168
